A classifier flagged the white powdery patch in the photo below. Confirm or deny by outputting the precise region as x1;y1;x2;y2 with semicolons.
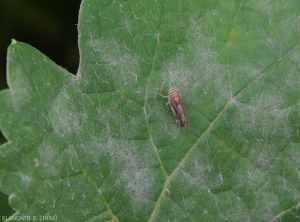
229;93;292;169
8;89;31;114
77;135;108;169
251;191;280;221
232;63;262;84
161;55;191;88
250;0;285;17
120;168;154;208
81;135;157;209
234;93;290;139
185;10;203;40
48;90;81;137
253;1;273;15
107;137;156;207
180;146;220;191
37;141;64;178
89;37;140;87
189;45;230;99
176;139;215;190
250;92;285;113
160;43;229;114
19;173;33;189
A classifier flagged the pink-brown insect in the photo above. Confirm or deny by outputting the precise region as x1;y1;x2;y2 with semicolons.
166;87;187;127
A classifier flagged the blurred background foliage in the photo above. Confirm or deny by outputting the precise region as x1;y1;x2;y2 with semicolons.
0;0;81;220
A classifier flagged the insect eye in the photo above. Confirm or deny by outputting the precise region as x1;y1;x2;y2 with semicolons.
180;122;187;127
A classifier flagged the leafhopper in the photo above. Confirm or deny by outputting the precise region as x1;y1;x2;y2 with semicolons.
161;87;187;127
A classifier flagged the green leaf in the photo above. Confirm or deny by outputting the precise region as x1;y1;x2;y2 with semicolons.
1;0;300;221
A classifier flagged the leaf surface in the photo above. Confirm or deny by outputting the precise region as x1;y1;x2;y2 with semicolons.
1;0;300;221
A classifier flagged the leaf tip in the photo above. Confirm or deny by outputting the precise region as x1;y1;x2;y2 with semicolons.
11;39;18;44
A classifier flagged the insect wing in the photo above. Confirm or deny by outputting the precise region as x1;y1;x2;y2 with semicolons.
176;104;187;127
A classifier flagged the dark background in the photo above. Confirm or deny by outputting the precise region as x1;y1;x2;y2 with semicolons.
0;0;82;220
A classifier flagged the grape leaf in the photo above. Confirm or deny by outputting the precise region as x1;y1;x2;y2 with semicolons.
1;0;300;221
